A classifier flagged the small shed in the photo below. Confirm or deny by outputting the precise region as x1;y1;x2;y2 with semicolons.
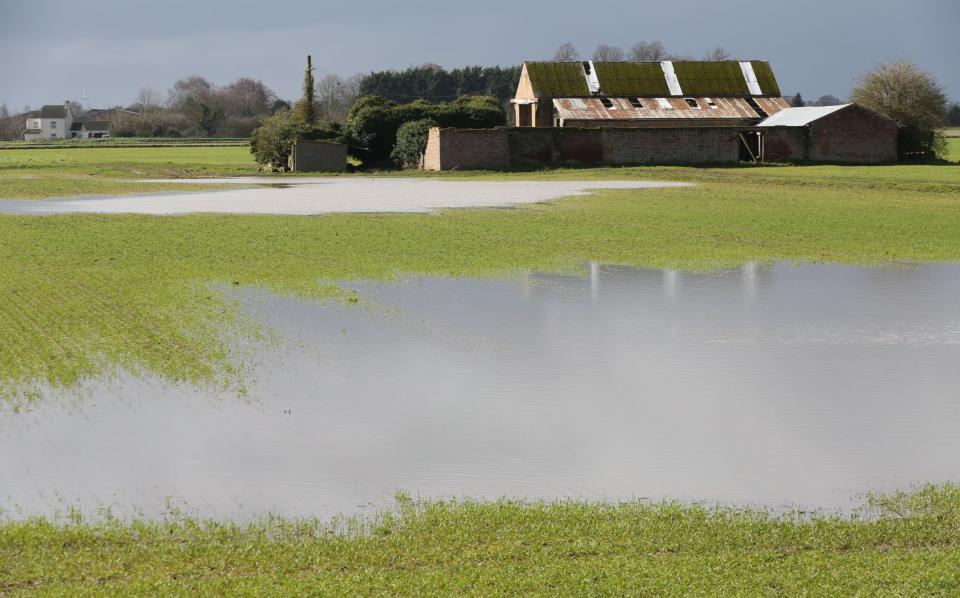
758;104;897;163
288;139;348;172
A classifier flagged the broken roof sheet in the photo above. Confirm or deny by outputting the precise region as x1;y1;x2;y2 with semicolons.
523;60;782;98
554;97;774;121
757;104;851;127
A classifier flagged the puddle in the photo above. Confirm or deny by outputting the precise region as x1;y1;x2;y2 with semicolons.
2;262;960;520
0;178;689;215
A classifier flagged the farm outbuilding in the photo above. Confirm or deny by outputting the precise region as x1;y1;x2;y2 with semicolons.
422;59;898;170
757;104;898;163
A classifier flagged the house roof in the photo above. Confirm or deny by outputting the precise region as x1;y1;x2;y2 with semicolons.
82;121;110;130
39;105;67;118
757;104;851;127
522;60;782;98
554;96;790;121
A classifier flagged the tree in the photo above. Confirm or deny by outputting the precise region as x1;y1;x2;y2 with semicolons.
946;103;960;127
790;93;805;107
315;74;360;123
553;43;580;61
851;61;948;159
168;76;222;136
137;87;163;114
391;118;438;168
292;55;317;125
249;109;299;167
628;41;666;61
593;44;625;61
815;94;842;106
704;46;732;61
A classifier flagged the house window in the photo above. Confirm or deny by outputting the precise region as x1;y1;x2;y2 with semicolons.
599;97;614;108
50;120;57;128
684;98;700;109
51;133;57;138
629;98;644;109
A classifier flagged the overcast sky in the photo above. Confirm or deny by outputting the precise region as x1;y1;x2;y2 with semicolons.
1;0;957;111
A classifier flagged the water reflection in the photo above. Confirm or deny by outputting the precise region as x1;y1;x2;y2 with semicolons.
2;262;960;520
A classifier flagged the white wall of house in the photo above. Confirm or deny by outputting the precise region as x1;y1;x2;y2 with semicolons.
23;108;73;140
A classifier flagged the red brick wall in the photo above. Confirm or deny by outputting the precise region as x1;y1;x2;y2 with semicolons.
602;128;740;164
762;128;807;162
423;128;509;170
808;105;897;163
424;126;741;170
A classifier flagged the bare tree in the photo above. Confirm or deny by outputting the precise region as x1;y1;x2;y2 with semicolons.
553;42;580;61
593;44;625;61
628;41;666;61
136;87;163;113
315;74;360;124
704;46;732;61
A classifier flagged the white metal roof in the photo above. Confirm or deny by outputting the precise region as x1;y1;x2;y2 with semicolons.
757;104;851;127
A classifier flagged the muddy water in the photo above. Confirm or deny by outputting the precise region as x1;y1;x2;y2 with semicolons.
3;262;960;520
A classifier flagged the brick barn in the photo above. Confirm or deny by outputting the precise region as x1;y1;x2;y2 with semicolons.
423;60;898;169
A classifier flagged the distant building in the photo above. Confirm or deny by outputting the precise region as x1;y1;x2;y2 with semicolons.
511;60;790;128
423;59;898;169
24;103;112;140
24;104;73;140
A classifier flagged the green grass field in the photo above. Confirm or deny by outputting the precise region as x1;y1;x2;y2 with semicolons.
3;485;960;595
1;146;959;593
0;146;258;199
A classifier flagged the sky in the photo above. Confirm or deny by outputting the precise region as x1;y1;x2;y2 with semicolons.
1;0;957;112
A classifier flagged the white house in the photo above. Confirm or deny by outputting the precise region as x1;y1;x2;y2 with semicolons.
24;104;73;140
24;104;111;140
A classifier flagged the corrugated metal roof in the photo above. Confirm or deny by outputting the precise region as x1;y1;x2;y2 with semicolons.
554;97;770;121
757;104;851;127
523;60;782;99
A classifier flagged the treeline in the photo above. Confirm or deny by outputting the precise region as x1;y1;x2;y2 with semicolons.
358;65;521;105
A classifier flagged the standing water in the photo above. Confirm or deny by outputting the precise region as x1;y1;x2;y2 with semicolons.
2;262;960;520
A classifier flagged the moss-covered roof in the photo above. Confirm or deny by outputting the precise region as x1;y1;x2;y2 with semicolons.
749;61;781;97
525;62;590;97
672;62;749;96
522;60;782;98
593;62;670;97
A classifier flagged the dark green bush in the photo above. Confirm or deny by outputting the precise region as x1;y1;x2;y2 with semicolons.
346;95;505;167
391;119;439;169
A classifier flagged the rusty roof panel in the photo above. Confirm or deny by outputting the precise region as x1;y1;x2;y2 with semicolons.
553;97;768;121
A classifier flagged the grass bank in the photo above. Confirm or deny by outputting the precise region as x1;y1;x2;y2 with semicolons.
3;485;960;595
1;155;959;398
0;146;258;199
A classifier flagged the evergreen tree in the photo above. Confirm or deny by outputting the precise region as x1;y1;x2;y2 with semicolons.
293;55;317;125
790;93;805;107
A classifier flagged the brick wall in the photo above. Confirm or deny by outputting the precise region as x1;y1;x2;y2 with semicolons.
602;128;740;164
422;128;509;170
423;126;740;170
762;127;807;162
808;105;897;163
289;140;347;172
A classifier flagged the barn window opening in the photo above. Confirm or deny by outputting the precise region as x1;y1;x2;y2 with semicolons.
684;98;700;108
705;98;718;109
600;97;614;108
629;97;644;108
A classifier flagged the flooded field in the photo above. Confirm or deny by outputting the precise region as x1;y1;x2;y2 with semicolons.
3;262;960;520
0;178;688;214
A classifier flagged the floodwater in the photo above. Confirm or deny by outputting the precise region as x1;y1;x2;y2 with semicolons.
2;262;960;520
0;178;689;215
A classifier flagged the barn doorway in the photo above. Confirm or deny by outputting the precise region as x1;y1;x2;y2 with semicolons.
517;103;532;127
739;131;764;162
